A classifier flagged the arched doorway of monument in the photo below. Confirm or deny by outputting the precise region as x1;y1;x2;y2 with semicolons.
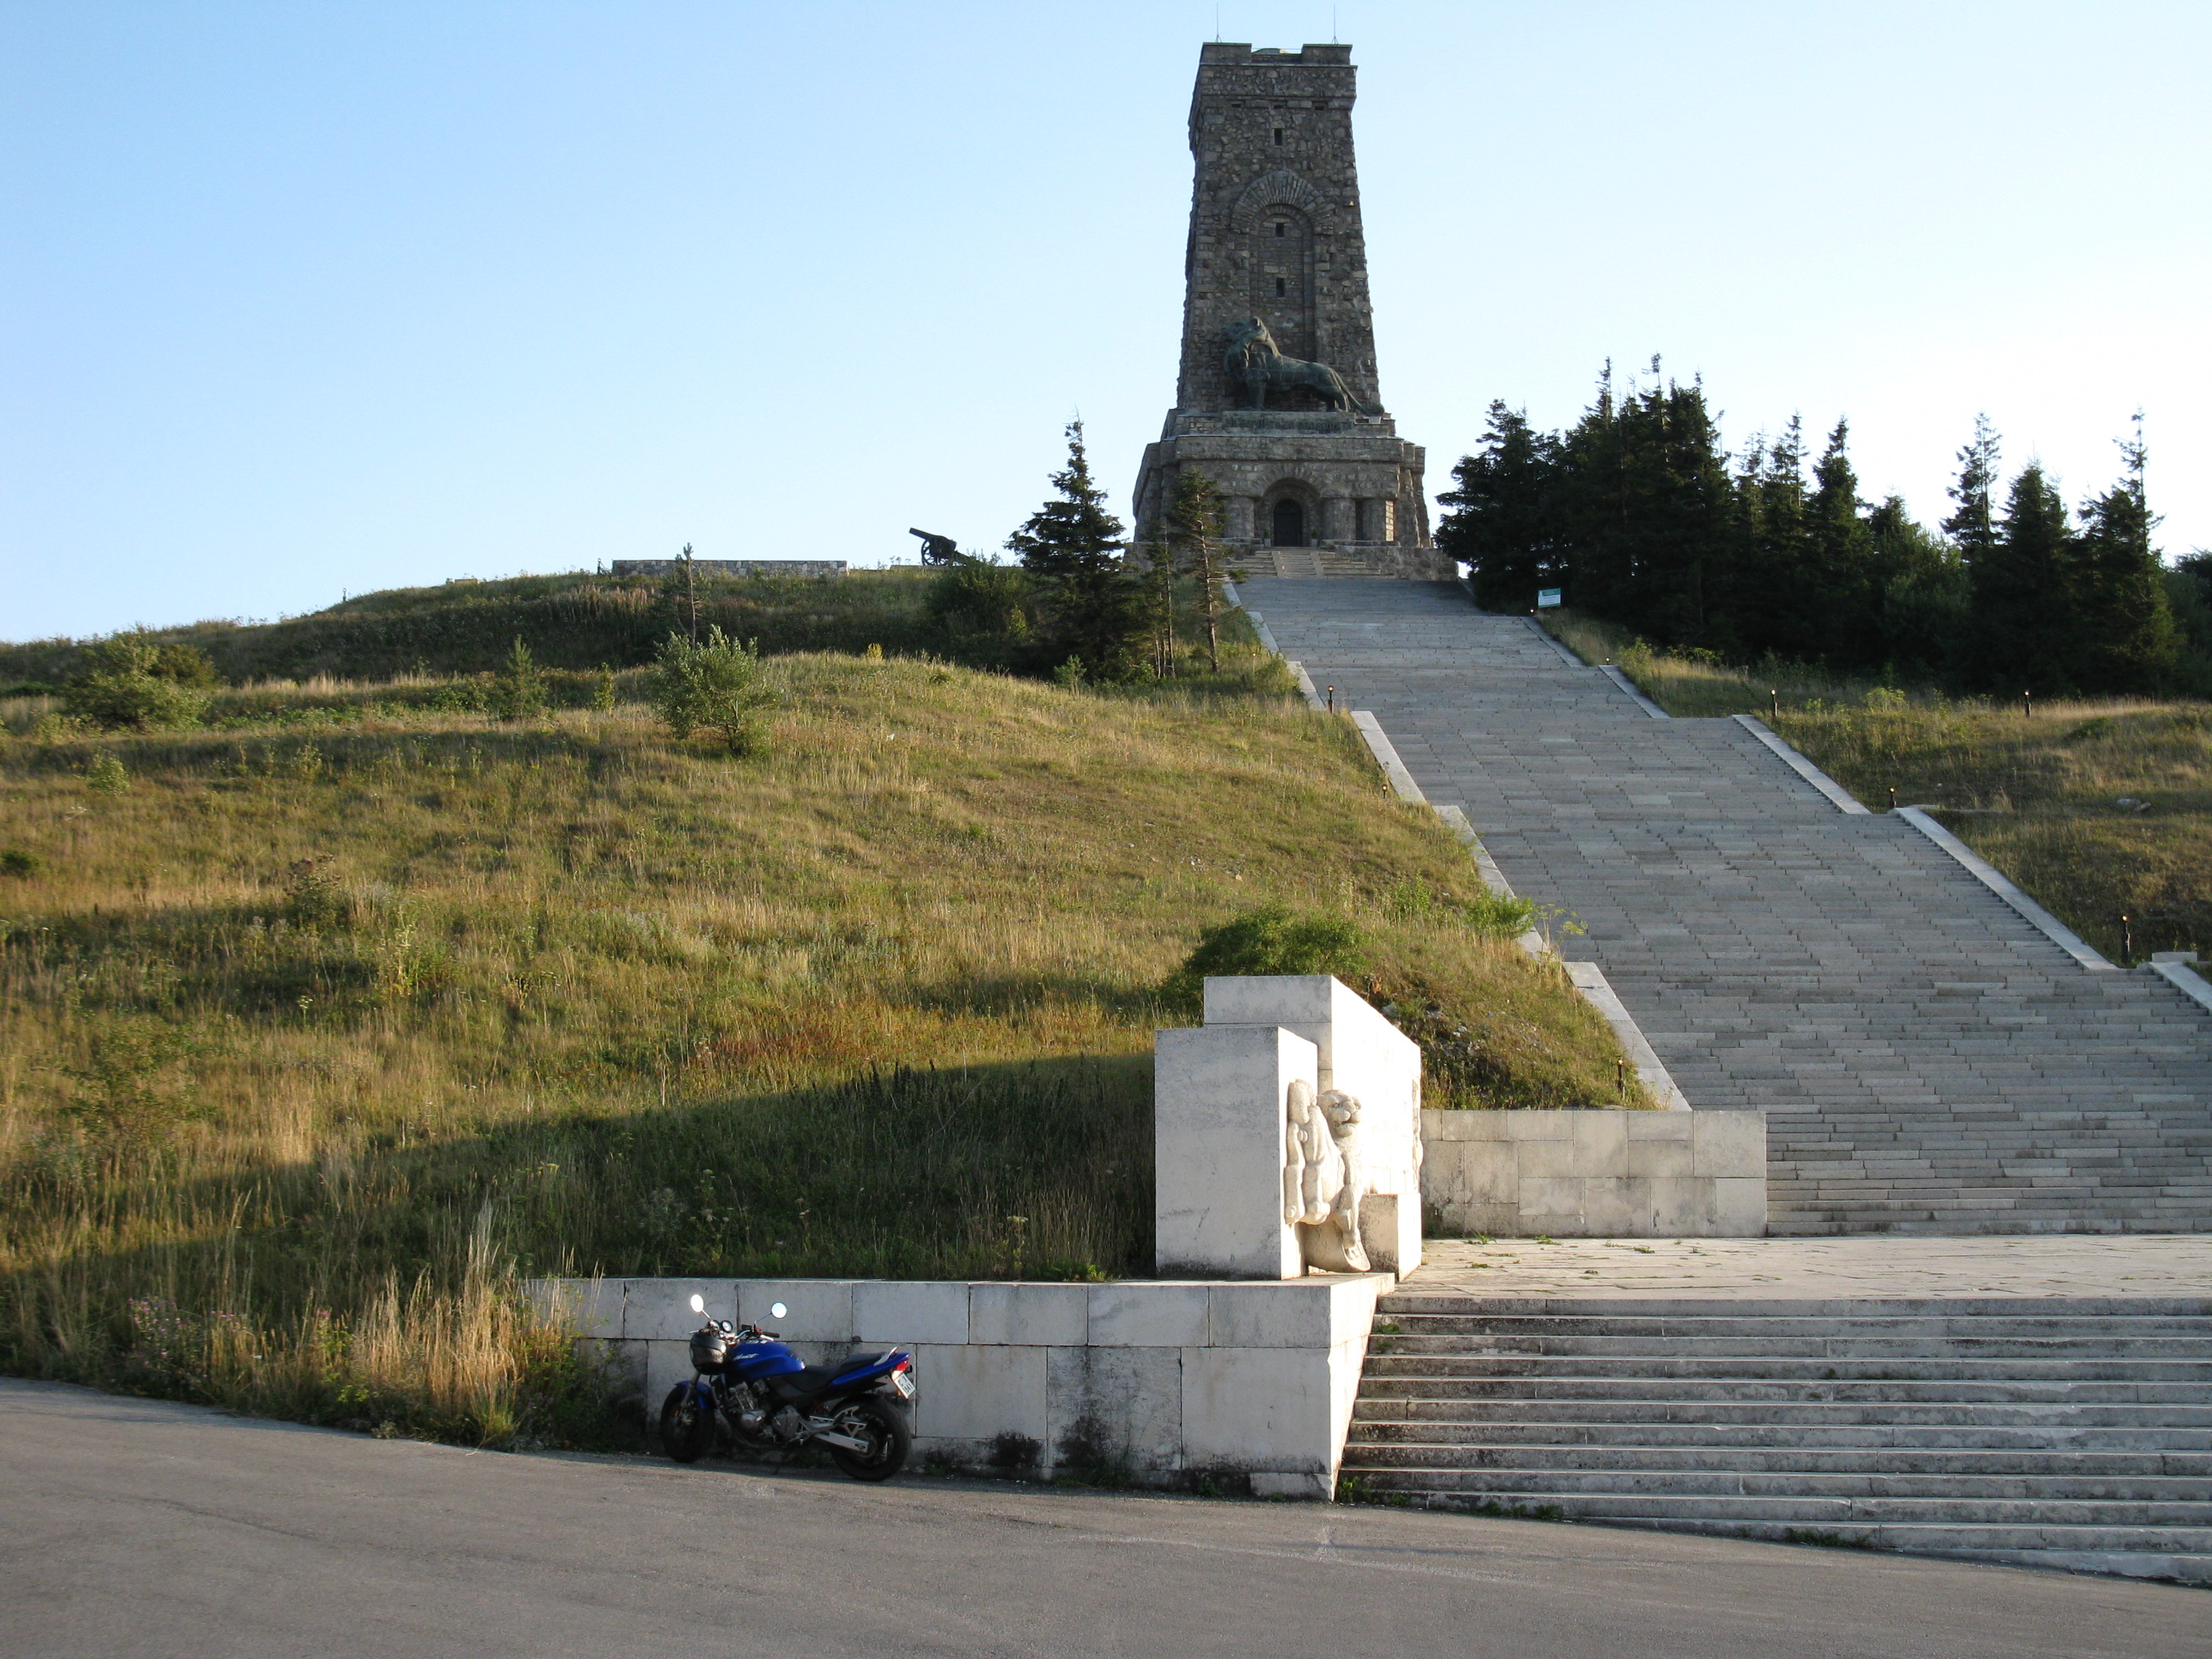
1271;499;1307;547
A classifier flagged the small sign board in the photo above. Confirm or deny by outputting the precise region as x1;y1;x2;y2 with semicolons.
1536;588;1562;609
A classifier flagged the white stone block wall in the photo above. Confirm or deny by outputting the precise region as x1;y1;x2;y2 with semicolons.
1154;1025;1316;1278
1421;1109;1767;1237
1159;975;1425;1276
534;1274;1390;1497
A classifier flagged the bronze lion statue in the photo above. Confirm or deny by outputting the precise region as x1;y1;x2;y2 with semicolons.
1223;317;1370;414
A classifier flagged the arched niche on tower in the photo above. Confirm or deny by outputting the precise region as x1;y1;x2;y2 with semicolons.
1229;170;1338;387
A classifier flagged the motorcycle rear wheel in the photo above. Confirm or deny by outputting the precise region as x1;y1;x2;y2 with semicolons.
658;1384;716;1463
828;1395;910;1481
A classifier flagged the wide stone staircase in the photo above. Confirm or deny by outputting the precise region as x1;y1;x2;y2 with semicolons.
1227;546;1438;579
1237;577;2212;1235
1339;1288;2212;1584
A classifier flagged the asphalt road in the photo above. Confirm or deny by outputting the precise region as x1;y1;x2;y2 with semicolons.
2;1381;2201;1659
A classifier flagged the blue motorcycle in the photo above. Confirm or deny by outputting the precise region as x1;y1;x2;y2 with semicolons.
659;1294;917;1481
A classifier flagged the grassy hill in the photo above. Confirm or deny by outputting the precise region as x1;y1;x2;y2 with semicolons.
0;639;1635;1445
0;566;987;688
1544;611;2211;964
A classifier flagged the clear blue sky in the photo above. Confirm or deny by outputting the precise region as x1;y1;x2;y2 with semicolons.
5;2;2206;642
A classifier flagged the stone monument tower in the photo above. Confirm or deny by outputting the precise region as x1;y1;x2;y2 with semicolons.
1131;43;1441;576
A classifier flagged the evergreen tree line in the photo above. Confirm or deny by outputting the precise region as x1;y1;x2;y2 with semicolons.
1437;367;2203;695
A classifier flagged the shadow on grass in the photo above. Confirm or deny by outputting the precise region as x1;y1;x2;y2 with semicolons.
897;971;1168;1026
5;1053;1154;1368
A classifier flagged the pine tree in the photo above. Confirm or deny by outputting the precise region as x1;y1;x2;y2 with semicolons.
1866;495;1966;677
1975;462;2075;690
1733;417;1811;658
1546;373;1730;646
1436;401;1559;612
1943;414;2002;562
1162;469;1228;672
1005;422;1141;678
2067;415;2179;691
1805;418;1876;661
658;543;702;645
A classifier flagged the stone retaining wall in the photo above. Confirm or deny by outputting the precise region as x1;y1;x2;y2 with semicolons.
1420;1109;1767;1237
608;559;847;580
535;1273;1389;1496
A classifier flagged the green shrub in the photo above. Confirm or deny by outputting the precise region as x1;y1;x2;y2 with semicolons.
282;857;351;930
85;754;130;797
0;848;41;877
58;1015;205;1145
61;634;214;731
1161;904;1366;1013
427;680;485;713
924;562;1029;639
1384;875;1537;938
486;638;548;720
591;665;617;711
646;628;780;756
151;643;223;689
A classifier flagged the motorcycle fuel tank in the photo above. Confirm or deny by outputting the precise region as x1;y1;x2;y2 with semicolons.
729;1338;805;1382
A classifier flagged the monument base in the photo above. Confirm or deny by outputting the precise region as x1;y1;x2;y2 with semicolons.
1130;409;1449;578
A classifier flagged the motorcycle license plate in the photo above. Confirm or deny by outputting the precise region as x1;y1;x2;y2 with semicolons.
891;1368;915;1399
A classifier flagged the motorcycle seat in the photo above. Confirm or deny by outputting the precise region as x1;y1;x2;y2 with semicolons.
837;1349;899;1378
783;1364;846;1396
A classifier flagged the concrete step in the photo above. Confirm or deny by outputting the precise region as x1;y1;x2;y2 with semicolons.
1342;1288;2212;1577
1356;1375;2210;1404
1375;1313;2212;1338
1339;1441;2212;1487
1360;1353;2211;1382
1345;1417;2212;1452
1335;1406;2212;1451
1371;1300;2212;1327
1331;1478;2212;1526
1370;1333;2212;1360
1603;1522;2212;1585
1855;1545;2210;1584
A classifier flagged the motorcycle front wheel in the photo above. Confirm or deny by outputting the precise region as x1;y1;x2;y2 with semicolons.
658;1384;716;1463
828;1395;910;1481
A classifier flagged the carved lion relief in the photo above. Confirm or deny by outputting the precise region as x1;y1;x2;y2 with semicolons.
1283;1078;1370;1273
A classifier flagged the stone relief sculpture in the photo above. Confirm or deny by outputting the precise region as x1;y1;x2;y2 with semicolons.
1223;317;1372;416
1283;1078;1370;1273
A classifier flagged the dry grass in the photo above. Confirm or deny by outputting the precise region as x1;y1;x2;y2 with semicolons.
0;651;1634;1437
1540;610;2212;962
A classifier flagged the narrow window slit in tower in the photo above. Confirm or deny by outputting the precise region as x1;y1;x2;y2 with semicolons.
1275;222;1286;237
1275;276;1286;296
1273;126;1284;145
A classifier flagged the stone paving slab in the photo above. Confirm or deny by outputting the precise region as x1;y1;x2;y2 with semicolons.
1402;1235;2212;1302
1239;578;2212;1232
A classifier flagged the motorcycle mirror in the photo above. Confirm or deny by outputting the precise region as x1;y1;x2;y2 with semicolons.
688;1294;705;1314
770;1302;788;1320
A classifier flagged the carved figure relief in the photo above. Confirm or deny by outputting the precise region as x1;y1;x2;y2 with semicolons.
1283;1078;1370;1273
1222;317;1370;414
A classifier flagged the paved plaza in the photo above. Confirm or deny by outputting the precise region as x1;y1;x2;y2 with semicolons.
1239;578;2212;1234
